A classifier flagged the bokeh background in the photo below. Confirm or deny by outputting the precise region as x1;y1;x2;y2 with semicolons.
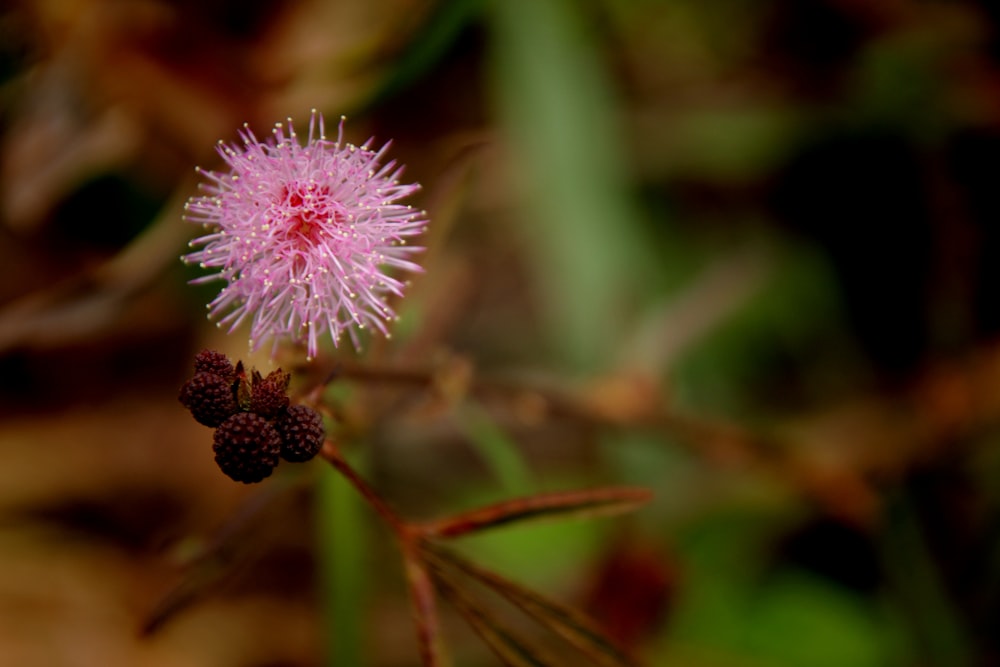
2;0;1000;665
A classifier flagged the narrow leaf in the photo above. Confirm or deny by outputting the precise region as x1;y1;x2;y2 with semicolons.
141;481;290;635
318;461;367;667
432;563;559;667
366;0;485;109
491;0;654;370
424;543;639;667
140;559;226;636
420;487;653;539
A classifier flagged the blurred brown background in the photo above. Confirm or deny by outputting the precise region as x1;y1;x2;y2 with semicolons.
3;0;1000;665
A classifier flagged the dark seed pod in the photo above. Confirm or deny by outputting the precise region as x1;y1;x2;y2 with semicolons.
250;368;291;419
193;349;235;380
179;372;238;427
212;412;282;483
275;405;325;462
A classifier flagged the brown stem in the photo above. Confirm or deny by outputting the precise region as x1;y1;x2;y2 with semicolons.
319;440;406;536
319;440;446;666
309;360;434;387
307;358;875;522
402;539;445;667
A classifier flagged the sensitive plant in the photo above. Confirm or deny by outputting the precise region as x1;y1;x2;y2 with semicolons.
164;111;652;667
182;110;427;360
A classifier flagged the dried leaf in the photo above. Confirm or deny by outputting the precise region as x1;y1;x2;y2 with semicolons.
420;487;652;539
424;543;639;667
402;543;445;667
141;481;291;635
432;564;558;667
140;559;225;636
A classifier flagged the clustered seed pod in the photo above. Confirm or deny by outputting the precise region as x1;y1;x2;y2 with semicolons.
178;349;326;483
275;404;326;462
213;412;283;483
179;372;238;427
193;349;236;380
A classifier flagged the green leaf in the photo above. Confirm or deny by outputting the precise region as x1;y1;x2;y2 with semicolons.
490;0;654;371
664;507;903;667
318;456;367;667
365;0;486;109
456;401;533;497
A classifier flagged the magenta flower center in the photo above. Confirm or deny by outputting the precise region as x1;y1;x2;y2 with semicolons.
276;182;341;246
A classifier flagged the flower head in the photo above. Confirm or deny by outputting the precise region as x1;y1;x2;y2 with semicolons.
183;110;427;359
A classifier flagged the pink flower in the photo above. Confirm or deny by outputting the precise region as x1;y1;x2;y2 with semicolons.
183;110;427;359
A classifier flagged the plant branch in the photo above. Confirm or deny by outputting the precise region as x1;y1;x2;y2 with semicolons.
319;439;406;536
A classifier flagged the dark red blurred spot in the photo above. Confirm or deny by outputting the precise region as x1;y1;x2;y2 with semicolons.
582;537;676;651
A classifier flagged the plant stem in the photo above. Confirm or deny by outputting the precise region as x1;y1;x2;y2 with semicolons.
320;440;406;536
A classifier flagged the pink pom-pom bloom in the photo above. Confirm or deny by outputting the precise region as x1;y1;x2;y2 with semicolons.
183;110;427;359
